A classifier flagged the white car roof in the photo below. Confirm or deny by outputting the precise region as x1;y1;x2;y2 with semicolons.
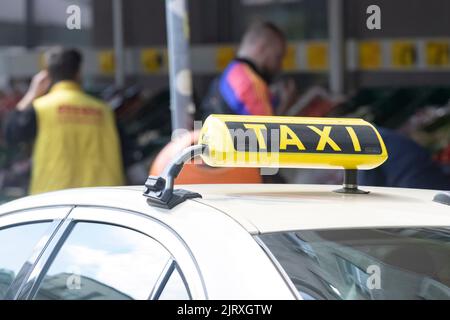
0;185;448;234
189;184;450;233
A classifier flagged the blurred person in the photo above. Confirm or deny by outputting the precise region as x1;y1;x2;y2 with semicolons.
201;21;298;119
359;128;450;190
3;47;125;194
150;131;263;185
281;128;450;190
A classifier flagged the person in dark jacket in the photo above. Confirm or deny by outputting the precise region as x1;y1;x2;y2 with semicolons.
359;128;450;190
200;21;297;120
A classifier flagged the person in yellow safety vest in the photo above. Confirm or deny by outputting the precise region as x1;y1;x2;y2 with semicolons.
4;47;125;194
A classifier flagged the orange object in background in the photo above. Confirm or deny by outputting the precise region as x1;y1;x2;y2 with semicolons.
150;131;263;185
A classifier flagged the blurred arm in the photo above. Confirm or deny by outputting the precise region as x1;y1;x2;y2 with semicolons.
3;107;37;146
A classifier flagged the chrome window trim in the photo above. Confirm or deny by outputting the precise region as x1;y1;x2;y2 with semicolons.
17;218;74;299
149;260;193;300
0;206;70;228
0;206;74;300
149;258;176;300
25;206;206;300
5;219;62;300
173;262;193;300
254;235;303;300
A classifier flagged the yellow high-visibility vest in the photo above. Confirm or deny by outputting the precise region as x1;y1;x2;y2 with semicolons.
30;81;125;194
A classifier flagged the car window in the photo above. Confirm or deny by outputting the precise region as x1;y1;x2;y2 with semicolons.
158;266;190;300
0;222;53;299
259;228;450;300
34;222;171;300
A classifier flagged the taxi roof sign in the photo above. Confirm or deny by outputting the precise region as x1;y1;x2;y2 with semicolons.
199;115;388;170
144;115;389;209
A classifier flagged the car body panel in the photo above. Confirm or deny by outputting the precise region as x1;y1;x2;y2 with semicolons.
1;185;448;236
0;188;294;300
0;184;448;300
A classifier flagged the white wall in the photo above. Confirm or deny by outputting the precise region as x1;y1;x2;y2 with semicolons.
0;0;25;23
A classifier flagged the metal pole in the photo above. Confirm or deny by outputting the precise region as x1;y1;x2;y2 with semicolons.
112;0;125;88
165;0;195;131
328;0;346;95
25;0;35;49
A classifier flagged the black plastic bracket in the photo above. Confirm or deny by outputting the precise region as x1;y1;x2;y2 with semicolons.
334;169;370;195
143;145;206;209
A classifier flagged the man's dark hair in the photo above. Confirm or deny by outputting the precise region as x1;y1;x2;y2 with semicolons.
45;47;83;82
242;21;286;45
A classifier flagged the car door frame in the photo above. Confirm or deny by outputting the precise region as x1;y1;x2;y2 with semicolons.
0;206;74;300
17;205;207;300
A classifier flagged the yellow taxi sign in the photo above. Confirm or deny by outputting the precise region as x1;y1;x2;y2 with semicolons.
199;115;388;170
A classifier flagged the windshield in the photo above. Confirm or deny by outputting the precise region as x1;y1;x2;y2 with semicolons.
258;228;450;300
